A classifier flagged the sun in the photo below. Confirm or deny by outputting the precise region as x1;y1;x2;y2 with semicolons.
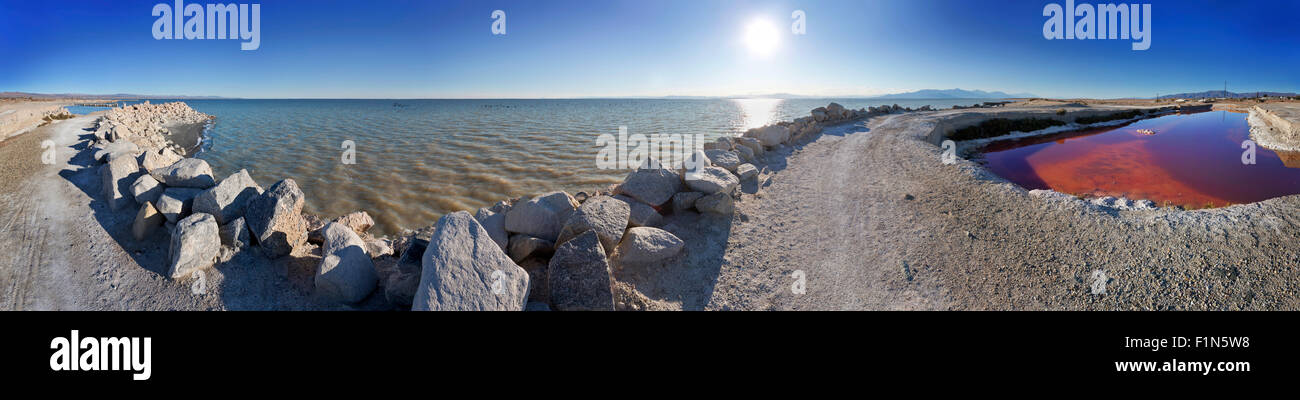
743;18;781;57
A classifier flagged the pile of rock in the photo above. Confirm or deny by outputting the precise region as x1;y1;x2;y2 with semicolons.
91;101;210;157
743;102;905;147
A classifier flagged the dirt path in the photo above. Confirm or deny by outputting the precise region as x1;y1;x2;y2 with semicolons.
702;109;1300;310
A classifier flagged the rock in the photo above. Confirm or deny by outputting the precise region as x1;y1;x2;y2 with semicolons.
518;257;549;304
93;141;140;163
474;207;509;252
366;238;393;258
334;211;374;235
132;201;164;241
150;158;216;188
826;102;846;118
156;187;203;223
684;166;739;194
414;211;529;311
525;302;551;311
733;144;755;162
137;148;182;171
735;163;758;180
384;238;427;307
811;108;828;122
613;160;682;206
1133;199;1158;210
736;137;764;157
129;174;164;206
245;179;308;258
695;192;735;215
101;155;144;210
704;149;743;173
671;191;704;213
703;141;731;151
503;191;579;242
556;195;630;253
547;231;614;311
167;213;221;279
219;217;250;248
613;195;662;228
192;169;263;225
507;234;554;263
315;222;378;303
615;227;684;264
744;125;791;147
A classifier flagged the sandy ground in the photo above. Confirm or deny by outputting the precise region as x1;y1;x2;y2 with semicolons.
686;104;1300;310
0;114;389;310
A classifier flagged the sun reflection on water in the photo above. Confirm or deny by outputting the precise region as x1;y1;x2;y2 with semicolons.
733;98;783;133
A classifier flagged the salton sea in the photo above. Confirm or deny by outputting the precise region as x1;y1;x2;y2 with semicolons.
84;98;995;235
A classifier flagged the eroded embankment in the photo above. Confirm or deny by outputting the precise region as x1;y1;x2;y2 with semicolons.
1248;104;1300;152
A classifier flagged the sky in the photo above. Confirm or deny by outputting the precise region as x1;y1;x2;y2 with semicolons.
1;0;1296;99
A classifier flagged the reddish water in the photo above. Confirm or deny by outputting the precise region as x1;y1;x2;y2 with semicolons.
981;110;1300;208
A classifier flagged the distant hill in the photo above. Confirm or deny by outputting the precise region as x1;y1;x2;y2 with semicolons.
873;88;1036;100
1157;90;1298;99
0;92;230;100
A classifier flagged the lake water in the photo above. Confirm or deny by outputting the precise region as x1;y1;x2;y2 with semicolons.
980;110;1300;209
102;98;993;236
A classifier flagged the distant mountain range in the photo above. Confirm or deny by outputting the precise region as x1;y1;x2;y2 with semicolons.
1156;90;1298;99
872;89;1036;99
0;92;229;100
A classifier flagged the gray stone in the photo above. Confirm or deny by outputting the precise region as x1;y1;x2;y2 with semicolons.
245;179;308;258
613;195;662;228
671;191;704;213
735;163;759;181
733;144;755;162
219;217;251;248
547;231;614;311
695;192;735;215
474;207;510;252
744;125;791;147
168;213;220;279
615;227;684;264
137;148;182;171
101;155;144;210
132;201;163;241
192;169;263;225
503;191;579;242
129;174;164;206
704;149;743;173
736;137;764;157
315;222;378;303
334;211;374;235
415;211;529;311
684;166;739;194
614;161;682;206
556;195;630;253
156;187;203;223
507;234;554;263
93;141;140;163
150;158;216;189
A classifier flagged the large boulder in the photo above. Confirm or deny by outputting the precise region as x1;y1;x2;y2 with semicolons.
414;211;529;311
474;207;510;252
556;195;629;253
744;125;791;147
131;201;164;241
613;195;662;228
333;211;374;235
671;191;704;213
101;155;144;210
503;191;579;242
704;149;743;173
245;179;308;258
150;158;216;188
547;231;614;311
129;174;164;206
615;227;684;263
315;222;378;303
507;234;554;263
736;137;764;157
167;213;221;279
93;141;141;163
192;169;263;225
137;148;183;171
684;166;739;194
155;187;203;223
735;163;759;181
614;161;682;206
696;192;735;215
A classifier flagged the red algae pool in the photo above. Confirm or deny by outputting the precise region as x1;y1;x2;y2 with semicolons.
980;110;1300;209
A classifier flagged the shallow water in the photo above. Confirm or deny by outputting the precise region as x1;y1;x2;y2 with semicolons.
981;110;1300;208
122;98;989;236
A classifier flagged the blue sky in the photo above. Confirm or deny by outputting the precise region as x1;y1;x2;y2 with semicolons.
1;0;1296;98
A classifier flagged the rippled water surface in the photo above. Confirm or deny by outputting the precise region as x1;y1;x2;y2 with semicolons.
981;110;1300;209
143;98;987;235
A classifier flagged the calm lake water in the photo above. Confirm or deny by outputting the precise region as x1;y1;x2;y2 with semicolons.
106;98;991;236
981;110;1300;208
